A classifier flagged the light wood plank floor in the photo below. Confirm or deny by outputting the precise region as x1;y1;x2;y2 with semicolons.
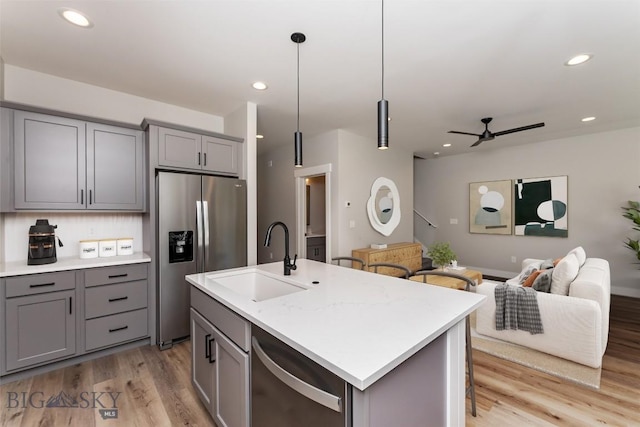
2;295;639;426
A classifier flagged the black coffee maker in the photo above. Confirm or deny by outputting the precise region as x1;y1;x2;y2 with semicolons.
28;219;61;265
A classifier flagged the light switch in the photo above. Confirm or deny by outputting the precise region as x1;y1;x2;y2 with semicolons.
450;218;458;224
349;220;356;229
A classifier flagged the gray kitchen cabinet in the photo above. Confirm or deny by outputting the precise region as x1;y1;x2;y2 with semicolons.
14;110;86;209
83;264;149;351
190;308;216;415
157;126;240;176
306;236;326;262
4;271;77;372
191;287;250;427
86;123;144;210
11;109;144;211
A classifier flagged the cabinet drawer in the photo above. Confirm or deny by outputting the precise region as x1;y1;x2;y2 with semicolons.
85;280;147;319
5;271;76;298
85;308;148;351
191;287;250;352
85;264;147;287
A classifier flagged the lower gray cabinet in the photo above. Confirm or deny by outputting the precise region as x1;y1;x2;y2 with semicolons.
190;288;250;427
5;289;76;371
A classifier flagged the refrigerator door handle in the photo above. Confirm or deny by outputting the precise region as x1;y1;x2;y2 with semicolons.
196;200;204;272
203;200;210;270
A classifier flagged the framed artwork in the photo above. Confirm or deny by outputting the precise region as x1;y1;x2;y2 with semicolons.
469;180;512;235
514;175;568;237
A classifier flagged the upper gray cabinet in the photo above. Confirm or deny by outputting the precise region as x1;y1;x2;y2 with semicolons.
158;126;239;176
87;123;144;210
11;110;145;211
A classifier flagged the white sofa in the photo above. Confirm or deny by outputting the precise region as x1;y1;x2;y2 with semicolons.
476;257;610;368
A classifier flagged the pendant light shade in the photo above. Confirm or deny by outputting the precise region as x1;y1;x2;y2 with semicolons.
377;0;388;150
292;32;306;167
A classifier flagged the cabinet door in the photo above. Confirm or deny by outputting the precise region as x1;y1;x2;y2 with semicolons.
5;290;76;371
87;123;144;210
191;308;216;416
14;111;85;209
158;127;202;170
214;326;250;427
202;136;239;175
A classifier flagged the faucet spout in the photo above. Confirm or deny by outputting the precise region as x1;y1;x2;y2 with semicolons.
264;221;297;275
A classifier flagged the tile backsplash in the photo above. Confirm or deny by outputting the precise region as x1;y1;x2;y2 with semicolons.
2;213;143;263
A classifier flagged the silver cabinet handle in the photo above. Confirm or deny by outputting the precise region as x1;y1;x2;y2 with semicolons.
251;337;342;413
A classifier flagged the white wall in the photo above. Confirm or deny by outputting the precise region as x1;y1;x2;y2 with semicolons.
414;126;640;296
3;65;224;131
257;129;414;264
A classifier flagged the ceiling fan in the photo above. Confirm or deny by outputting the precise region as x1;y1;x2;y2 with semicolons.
448;117;545;147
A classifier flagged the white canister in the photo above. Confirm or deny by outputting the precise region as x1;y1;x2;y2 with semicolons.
79;240;99;259
99;239;117;257
117;237;134;256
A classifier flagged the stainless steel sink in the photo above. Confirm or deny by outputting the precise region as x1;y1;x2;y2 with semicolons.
207;269;309;302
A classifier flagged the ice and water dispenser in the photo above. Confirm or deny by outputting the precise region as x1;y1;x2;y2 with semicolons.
168;231;193;263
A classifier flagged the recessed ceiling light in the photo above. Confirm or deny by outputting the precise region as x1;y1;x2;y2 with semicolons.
443;143;451;147
252;82;268;90
581;116;596;122
256;134;264;139
565;54;593;66
433;152;440;156
58;8;93;28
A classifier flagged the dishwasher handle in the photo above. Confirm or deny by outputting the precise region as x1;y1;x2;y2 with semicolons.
251;336;342;413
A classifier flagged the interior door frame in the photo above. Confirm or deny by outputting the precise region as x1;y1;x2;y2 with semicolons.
294;163;332;262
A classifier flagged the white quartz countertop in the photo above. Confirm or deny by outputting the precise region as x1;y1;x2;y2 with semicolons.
0;252;151;277
186;259;485;391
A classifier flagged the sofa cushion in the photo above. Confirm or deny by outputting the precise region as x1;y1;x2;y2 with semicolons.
567;246;587;267
551;253;580;295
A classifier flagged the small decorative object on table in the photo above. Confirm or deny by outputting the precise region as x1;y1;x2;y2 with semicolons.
427;241;457;270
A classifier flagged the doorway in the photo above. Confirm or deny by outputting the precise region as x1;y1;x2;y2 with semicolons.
294;164;332;262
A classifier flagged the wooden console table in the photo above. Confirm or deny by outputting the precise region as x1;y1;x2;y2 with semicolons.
352;242;422;277
409;269;483;290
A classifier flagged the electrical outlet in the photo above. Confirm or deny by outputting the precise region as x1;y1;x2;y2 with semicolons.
511;256;517;263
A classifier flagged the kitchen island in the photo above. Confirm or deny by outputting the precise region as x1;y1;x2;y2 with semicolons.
186;259;485;427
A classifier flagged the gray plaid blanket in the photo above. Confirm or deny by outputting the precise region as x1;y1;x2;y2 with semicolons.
495;283;544;334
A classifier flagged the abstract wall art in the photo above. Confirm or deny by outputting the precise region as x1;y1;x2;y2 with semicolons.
514;175;568;237
469;180;512;235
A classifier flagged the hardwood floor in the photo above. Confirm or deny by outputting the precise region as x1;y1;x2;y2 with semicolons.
2;295;639;426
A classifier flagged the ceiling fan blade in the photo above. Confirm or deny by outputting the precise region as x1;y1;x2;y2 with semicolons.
493;122;545;137
448;130;482;137
470;139;484;147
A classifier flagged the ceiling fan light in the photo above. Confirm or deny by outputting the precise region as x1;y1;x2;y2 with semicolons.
565;53;592;66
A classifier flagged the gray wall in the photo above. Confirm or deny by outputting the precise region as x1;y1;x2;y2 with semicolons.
257;129;414;264
414;126;640;296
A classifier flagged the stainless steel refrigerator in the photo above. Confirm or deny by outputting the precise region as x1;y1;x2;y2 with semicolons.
157;171;247;349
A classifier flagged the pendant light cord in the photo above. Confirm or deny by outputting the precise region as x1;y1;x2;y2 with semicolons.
381;0;385;100
297;41;300;132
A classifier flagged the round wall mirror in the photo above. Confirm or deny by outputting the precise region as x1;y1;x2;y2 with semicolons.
367;177;401;236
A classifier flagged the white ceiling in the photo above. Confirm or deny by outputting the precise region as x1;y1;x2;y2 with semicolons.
1;0;639;158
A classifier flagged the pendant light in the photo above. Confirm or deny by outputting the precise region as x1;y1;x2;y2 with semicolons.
377;0;389;150
292;32;306;167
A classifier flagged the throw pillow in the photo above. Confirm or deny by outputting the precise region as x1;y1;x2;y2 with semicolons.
519;264;540;285
553;257;563;267
567;246;587;267
540;258;555;270
523;270;542;287
532;268;553;292
551;253;580;295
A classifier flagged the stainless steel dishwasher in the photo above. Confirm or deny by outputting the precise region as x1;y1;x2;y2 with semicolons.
251;326;351;427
